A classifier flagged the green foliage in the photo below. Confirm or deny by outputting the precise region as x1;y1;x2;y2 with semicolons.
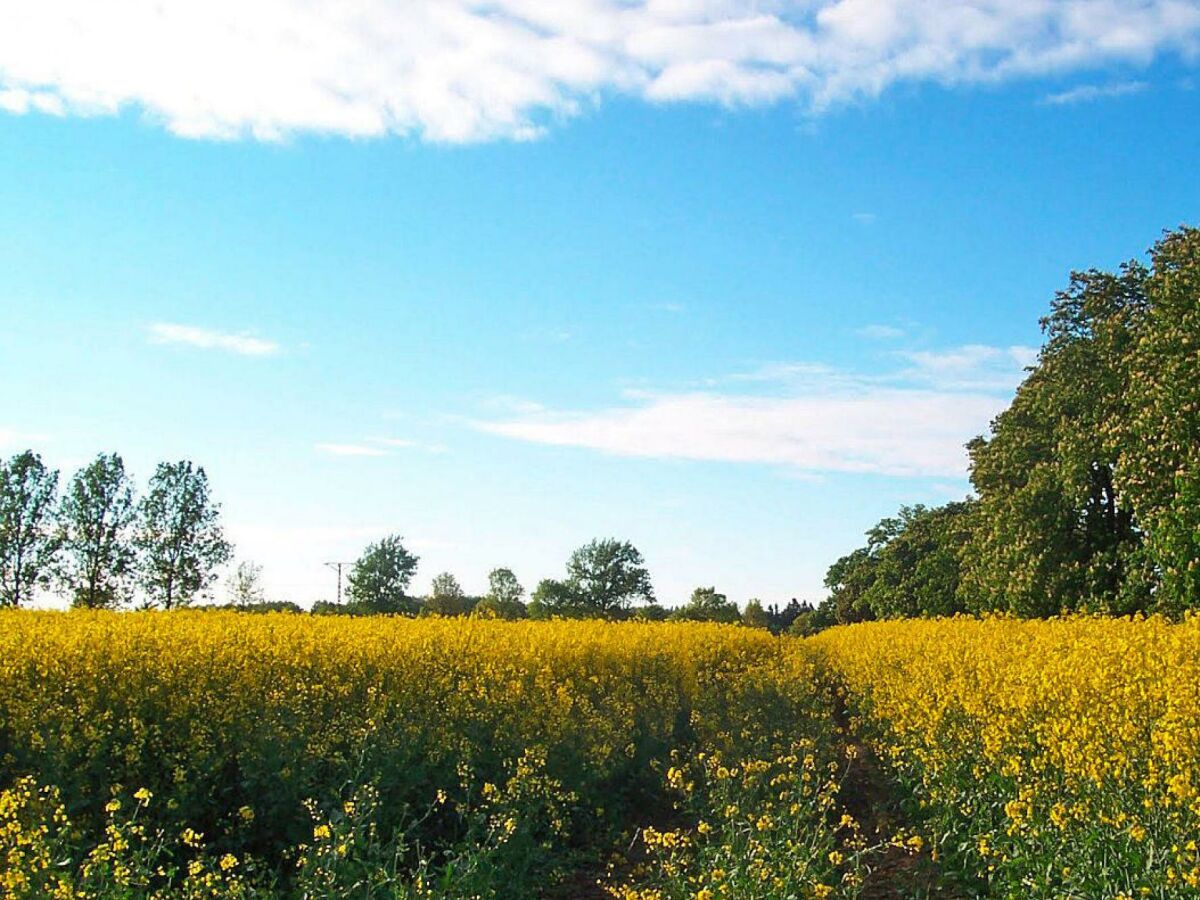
59;452;138;609
135;461;232;609
346;535;419;614
828;226;1200;620
564;537;655;616
0;450;61;607
671;586;741;624
1119;227;1200;613
741;598;770;629
527;578;582;618
473;568;527;619
227;560;267;606
631;602;670;621
824;503;973;622
961;262;1148;616
425;571;470;616
528;539;655;619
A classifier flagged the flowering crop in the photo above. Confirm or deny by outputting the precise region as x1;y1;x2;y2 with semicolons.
0;611;833;896
813;615;1200;897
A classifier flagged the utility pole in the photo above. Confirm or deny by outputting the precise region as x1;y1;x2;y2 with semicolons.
324;561;350;604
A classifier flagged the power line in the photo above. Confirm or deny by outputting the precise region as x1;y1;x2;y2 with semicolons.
324;564;350;607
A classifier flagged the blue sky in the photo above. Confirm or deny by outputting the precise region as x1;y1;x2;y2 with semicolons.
1;1;1198;607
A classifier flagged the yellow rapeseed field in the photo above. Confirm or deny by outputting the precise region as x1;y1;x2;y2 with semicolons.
8;611;1200;897
0;611;847;898
813;615;1200;897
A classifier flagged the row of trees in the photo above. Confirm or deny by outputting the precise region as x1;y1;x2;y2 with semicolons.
1;453;806;629
317;534;805;630
0;451;231;608
815;225;1200;626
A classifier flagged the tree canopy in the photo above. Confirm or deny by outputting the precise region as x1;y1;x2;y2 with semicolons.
347;535;419;614
135;461;232;608
59;452;137;609
0;451;60;607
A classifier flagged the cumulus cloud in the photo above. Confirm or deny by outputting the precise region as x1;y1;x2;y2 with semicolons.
147;323;280;356
470;343;1034;478
1041;80;1149;104
0;1;1195;143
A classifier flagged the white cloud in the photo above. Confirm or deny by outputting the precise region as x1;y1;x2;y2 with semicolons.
0;1;1195;143
1041;80;1149;104
851;212;878;225
147;322;280;356
856;323;904;339
314;443;389;457
896;344;1036;390
316;437;445;457
470;343;1034;478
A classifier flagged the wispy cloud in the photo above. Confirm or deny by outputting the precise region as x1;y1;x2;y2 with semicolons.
316;437;445;458
851;212;878;225
314;443;389;458
147;323;280;357
470;343;1034;478
652;302;687;314
1041;80;1148;105
0;3;1195;143
895;344;1036;390
856;324;904;340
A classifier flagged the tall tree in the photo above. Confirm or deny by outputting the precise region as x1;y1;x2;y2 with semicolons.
227;560;266;606
564;538;654;616
474;567;527;619
961;263;1148;615
346;535;419;614
1118;227;1200;612
135;461;232;608
0;451;60;607
58;452;137;609
426;571;468;616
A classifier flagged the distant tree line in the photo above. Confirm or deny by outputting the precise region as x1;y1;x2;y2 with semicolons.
0;452;231;608
311;534;801;630
807;225;1200;629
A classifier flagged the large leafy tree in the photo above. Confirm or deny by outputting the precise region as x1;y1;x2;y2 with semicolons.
347;535;419;614
473;567;527;619
135;461;232;608
564;538;655;616
1119;227;1200;612
961;264;1149;615
58;452;138;609
866;502;974;619
426;571;469;616
823;503;973;622
527;578;582;619
671;586;741;623
0;450;60;607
